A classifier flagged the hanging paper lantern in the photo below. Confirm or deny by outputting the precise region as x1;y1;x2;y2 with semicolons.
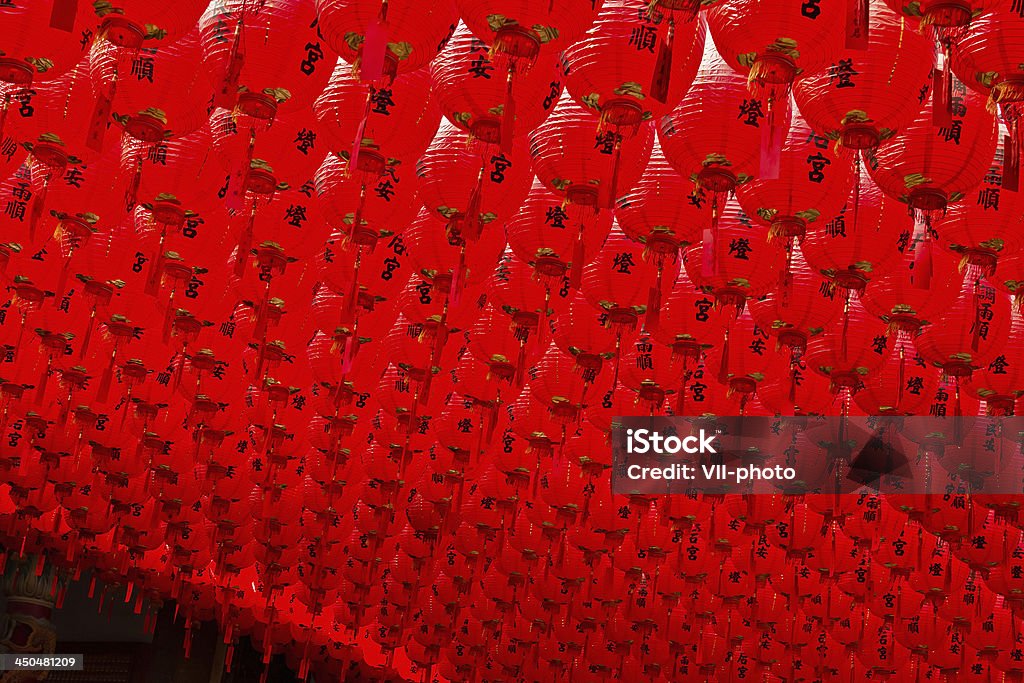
804;293;890;389
916;273;1013;377
529;92;655;211
965;309;1024;414
210;107;325;196
682;196;785;310
580;224;668;337
314;0;459;83
854;336;940;415
314;152;418;249
703;310;784;397
951;6;1024;190
314;59;441;161
615;140;704;266
736;112;854;242
792;0;934;152
866;73;997;214
748;242;841;351
563;0;705;125
859;227;961;333
935;135;1024;275
415;120;532;239
430;23;567;149
800;165;912;291
199;0;334;117
505;178;614;288
455;0;604;55
657;34;763;196
88;27;213;144
0;1;89;87
704;0;845;178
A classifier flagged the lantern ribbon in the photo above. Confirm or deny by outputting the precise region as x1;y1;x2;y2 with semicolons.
845;0;870;50
361;0;391;83
650;14;676;103
49;0;79;31
501;64;517;155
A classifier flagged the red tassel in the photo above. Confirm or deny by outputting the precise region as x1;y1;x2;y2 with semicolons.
972;278;983;353
125;156;143;212
789;363;798;405
217;18;246;108
646;285;662;334
650;14;675;103
701;226;716;277
840;292;850;362
501;65;517;155
1005;127;1021;193
569;223;586;289
344;250;362;324
233;204;257;277
602;138;623;209
896;343;906;412
914;218;933;289
340;336;356;374
0;94;9;142
226;128;256;213
49;0;78;31
146;248;165;296
36;357;51;405
718;328;730;385
845;0;870;50
360;0;390;83
86;89;114;153
97;361;114;405
932;42;953;128
450;246;466;306
759;96;785;180
463;167;486;241
349;92;372;177
28;176;49;242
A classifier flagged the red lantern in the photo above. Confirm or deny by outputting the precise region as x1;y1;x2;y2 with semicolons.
800;164;909;292
866;72;997;213
859;228;961;334
416;120;532;240
562;0;704;124
854;335;940;415
792;0;934;152
935;136;1024;275
314;0;459;82
615;140;704;266
965;309;1024;414
506;179;614;290
682;196;785;310
916;273;1013;378
88;27;213;144
0;1;89;87
199;0;334;116
314;59;440;161
736;113;854;242
804;292;890;390
456;0;603;54
657;35;763;197
529;92;655;211
431;23;568;150
748;243;841;352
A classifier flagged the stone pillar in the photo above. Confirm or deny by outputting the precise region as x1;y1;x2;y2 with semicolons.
0;554;66;683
